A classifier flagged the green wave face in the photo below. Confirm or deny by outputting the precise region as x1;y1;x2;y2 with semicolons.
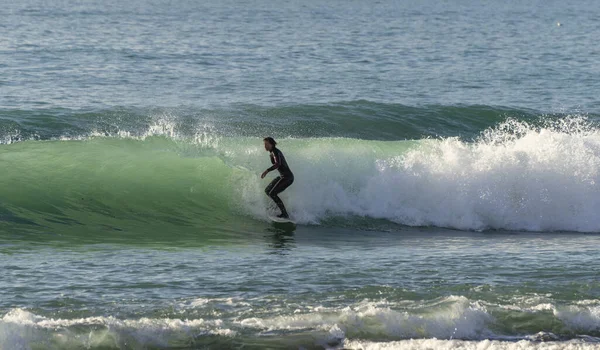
0;137;239;242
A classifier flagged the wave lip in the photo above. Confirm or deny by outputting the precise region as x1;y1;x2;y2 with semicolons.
0;103;537;144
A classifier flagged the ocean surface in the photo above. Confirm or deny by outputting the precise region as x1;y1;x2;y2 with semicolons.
2;1;600;349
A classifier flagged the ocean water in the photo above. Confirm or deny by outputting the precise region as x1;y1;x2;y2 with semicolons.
2;1;600;349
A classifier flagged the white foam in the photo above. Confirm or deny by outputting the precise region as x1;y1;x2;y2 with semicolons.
341;339;600;350
239;297;493;340
556;305;600;332
0;308;234;349
234;117;600;231
5;298;600;349
187;296;252;309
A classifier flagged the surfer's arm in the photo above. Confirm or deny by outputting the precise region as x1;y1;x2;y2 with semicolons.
266;151;281;172
261;152;280;178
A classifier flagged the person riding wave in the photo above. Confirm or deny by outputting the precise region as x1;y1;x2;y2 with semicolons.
261;137;294;219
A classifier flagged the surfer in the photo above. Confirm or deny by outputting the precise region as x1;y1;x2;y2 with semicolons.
261;137;294;219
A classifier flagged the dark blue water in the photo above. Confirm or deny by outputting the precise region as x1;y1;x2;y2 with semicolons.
2;0;600;111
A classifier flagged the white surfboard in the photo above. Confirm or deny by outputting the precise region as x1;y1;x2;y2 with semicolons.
269;216;295;224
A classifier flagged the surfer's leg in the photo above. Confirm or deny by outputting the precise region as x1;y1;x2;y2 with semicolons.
265;177;282;197
267;177;294;217
272;195;288;218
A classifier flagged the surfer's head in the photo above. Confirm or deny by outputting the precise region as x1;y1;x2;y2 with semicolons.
263;137;277;151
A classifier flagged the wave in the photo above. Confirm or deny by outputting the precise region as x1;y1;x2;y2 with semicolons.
0;308;235;350
4;296;600;349
238;296;600;342
1;109;600;234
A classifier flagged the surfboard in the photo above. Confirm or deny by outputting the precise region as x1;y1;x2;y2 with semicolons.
269;216;295;224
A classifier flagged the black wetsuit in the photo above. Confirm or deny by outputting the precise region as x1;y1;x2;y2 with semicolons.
264;147;294;217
